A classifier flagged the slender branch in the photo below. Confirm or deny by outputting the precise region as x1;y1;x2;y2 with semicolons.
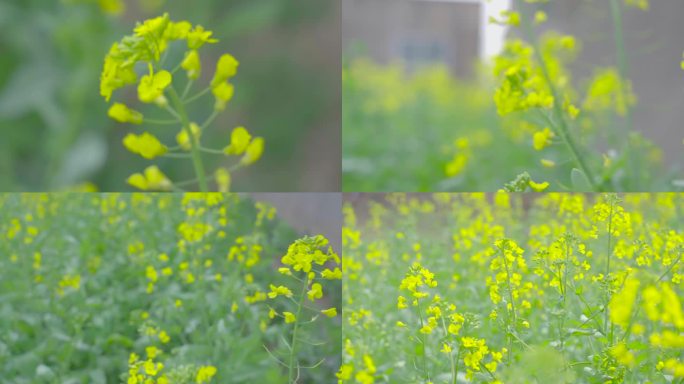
162;153;192;159
415;299;430;382
604;198;615;345
609;0;637;186
288;277;309;383
143;118;180;125
184;86;211;103
439;315;457;384
170;61;183;75
263;345;289;368
517;0;599;191
199;147;225;155
500;246;518;326
657;252;682;282
299;358;326;369
479;361;498;381
182;79;194;100
572;284;605;334
201;109;220;130
167;87;208;192
163;105;182;121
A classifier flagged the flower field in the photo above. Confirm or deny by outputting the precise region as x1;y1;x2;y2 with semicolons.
0;193;341;383
343;0;684;192
340;193;683;383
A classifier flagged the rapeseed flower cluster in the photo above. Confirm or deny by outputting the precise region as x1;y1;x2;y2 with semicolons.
99;13;263;191
126;347;217;384
342;193;684;383
262;235;341;382
486;0;659;192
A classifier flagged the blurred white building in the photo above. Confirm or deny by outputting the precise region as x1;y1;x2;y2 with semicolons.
342;0;511;77
344;0;684;162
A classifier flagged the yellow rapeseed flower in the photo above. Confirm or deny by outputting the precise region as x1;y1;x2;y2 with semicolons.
108;103;143;124
223;127;251;155
283;311;296;323
123;132;167;159
187;25;218;50
307;283;323;301
609;277;640;328
158;330;170;344
239;137;264;166
440;343;452;354
127;166;172;191
138;68;172;104
212;82;234;111
176;123;201;151
212;54;239;87
215;168;231;192
532;127;554;151
268;284;293;299
181;49;201;80
195;365;217;383
528;180;550;192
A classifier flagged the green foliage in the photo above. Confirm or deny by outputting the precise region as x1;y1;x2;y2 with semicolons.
0;194;341;383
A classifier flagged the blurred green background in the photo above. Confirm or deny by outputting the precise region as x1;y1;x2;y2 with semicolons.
0;0;341;192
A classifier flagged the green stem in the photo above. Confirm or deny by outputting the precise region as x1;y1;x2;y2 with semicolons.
619;295;642;343
500;246;517;326
559;239;570;351
173;162;242;188
609;0;637;186
440;316;456;384
604;198;615;344
499;243;518;362
288;278;308;383
163;104;182;122
182;79;194;100
454;343;461;383
143;118;179;125
657;252;682;282
573;285;605;334
168;87;208;192
517;0;599;191
184;86;211;104
416;300;430;383
162;153;192;159
201;109;220;130
480;361;498;381
199;147;225;155
562;239;570;303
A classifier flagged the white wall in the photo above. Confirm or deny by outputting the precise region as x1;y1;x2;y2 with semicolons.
411;0;512;60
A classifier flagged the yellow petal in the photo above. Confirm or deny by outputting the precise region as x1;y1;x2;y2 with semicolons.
223;127;252;155
240;137;264;165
